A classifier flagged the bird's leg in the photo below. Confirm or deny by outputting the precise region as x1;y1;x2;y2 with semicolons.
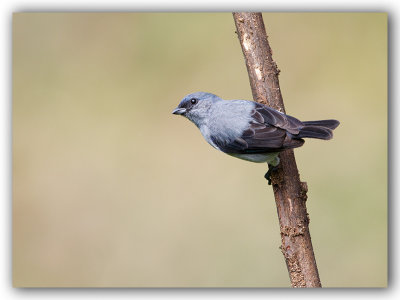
264;164;278;185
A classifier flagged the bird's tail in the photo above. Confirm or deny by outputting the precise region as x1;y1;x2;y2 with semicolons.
296;119;340;140
302;119;340;130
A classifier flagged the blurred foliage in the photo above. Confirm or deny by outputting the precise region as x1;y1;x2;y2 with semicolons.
13;13;387;287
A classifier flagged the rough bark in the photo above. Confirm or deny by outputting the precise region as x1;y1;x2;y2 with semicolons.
233;12;322;288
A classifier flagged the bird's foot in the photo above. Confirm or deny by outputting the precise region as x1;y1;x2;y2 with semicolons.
264;164;278;185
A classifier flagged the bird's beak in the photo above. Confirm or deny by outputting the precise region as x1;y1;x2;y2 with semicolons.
172;107;186;115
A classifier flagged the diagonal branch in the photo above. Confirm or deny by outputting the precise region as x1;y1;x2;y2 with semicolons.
232;12;322;288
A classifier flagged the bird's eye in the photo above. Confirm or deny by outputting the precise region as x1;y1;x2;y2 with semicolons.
190;98;197;105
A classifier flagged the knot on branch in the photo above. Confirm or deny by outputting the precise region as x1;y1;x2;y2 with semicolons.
296;181;308;203
272;61;281;76
300;181;308;194
280;216;310;242
280;225;304;238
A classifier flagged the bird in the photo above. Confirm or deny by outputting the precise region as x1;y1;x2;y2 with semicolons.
172;92;339;185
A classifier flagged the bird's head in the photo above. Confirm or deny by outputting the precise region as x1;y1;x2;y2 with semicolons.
172;92;221;126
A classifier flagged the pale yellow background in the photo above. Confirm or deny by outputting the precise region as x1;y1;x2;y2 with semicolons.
13;13;387;287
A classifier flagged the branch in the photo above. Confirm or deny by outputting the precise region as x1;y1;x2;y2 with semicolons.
233;12;322;288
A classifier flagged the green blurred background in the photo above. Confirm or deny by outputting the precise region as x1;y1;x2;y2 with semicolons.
12;13;387;287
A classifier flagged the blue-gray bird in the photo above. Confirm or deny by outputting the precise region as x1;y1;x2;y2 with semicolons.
172;92;339;184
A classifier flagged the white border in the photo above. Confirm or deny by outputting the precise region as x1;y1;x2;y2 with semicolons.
1;0;397;299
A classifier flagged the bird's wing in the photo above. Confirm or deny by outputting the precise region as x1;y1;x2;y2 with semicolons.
211;103;305;154
252;103;304;135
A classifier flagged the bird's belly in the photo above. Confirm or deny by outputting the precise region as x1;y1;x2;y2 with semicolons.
228;152;280;165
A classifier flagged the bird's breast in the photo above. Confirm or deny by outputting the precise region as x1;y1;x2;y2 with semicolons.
199;125;221;151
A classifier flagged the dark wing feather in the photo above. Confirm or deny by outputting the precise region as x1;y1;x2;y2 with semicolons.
212;103;306;155
252;103;304;134
212;123;304;154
